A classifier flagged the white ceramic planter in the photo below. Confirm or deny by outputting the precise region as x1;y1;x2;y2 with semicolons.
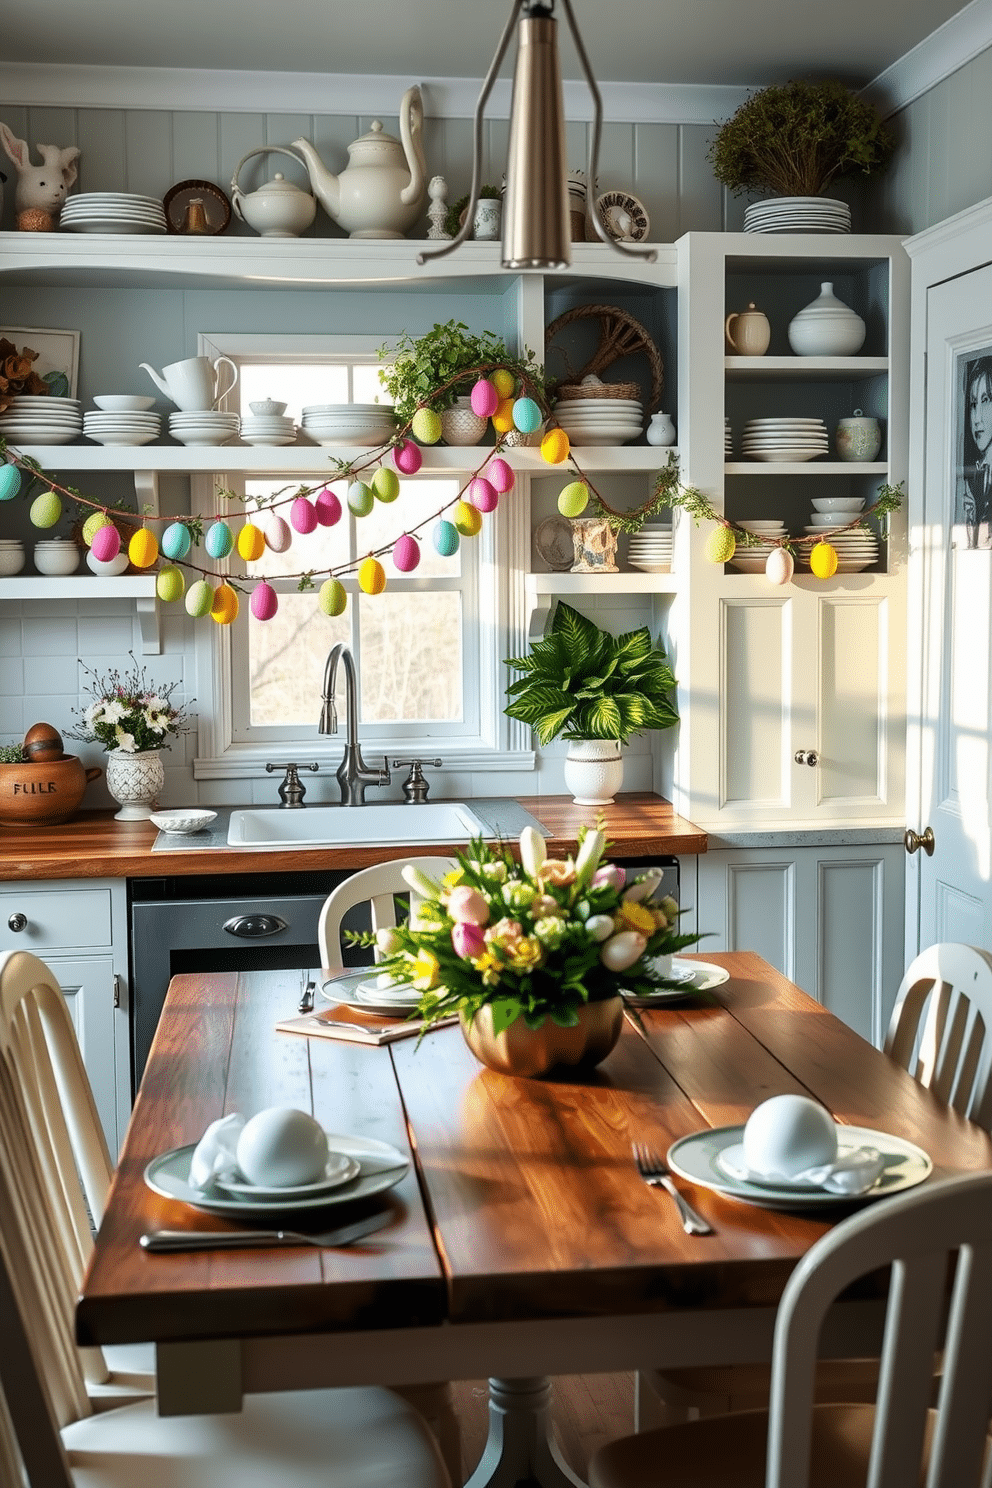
440;395;488;446
105;749;165;821
563;739;624;806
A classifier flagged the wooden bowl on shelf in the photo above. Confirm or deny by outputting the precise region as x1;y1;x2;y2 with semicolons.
0;755;102;826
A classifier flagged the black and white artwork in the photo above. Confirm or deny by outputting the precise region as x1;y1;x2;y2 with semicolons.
956;347;992;548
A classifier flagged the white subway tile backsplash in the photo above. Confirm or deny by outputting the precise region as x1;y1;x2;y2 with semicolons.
0;658;23;695
21;616;78;656
77;614;138;654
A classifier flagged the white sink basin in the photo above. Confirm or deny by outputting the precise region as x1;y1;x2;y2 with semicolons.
227;801;489;849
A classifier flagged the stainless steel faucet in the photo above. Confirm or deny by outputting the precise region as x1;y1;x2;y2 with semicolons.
318;643;391;805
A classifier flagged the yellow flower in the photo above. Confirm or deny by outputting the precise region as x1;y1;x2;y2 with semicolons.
619;901;657;937
410;950;441;991
506;936;544;971
472;949;503;987
538;859;576;888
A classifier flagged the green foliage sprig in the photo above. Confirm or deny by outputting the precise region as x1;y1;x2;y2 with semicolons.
708;80;895;198
0;743;26;763
591;453;701;534
654;478;904;553
377;319;545;420
505;599;678;747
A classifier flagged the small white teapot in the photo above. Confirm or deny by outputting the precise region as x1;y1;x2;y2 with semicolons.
230;146;317;238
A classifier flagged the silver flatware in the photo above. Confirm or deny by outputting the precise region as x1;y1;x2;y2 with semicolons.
140;1206;393;1253
632;1142;714;1235
298;978;316;1014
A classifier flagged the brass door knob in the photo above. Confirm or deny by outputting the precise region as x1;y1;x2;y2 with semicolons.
904;827;935;857
794;749;819;767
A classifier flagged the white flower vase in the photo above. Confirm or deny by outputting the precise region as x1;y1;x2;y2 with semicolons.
563;739;624;806
105;749;165;821
440;395;488;446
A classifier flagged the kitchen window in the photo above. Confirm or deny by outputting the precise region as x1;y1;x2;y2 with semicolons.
192;335;532;780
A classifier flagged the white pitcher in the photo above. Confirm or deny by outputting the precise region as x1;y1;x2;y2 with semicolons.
139;355;239;411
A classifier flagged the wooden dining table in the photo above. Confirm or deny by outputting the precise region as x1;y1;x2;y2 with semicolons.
76;952;992;1488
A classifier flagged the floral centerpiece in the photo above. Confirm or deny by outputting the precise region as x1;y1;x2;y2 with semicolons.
66;655;191;754
360;826;705;1077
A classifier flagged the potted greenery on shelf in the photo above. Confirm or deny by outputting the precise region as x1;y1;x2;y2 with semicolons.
707;79;894;203
504;600;678;805
377;318;544;423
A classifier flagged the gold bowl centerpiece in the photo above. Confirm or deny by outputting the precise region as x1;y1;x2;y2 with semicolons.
355;826;703;1078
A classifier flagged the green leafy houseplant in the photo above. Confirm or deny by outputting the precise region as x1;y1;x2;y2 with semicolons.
504;600;678;747
377;319;544;421
707;80;895;199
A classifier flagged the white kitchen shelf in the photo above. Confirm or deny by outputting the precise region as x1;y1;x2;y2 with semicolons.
725;461;888;476
526;572;677;596
724;356;888;380
0;574;161;653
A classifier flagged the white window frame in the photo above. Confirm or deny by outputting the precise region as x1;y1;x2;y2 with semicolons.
191;333;533;780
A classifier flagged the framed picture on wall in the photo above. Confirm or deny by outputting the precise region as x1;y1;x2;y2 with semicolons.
955;345;992;548
0;326;80;398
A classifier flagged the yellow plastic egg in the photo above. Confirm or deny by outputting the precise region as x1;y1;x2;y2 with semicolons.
156;565;185;602
491;397;517;434
210;583;240;624
128;527;159;568
411;407;442;445
491;368;516;399
318;578;347;616
453;500;483;537
541;427;570;464
358;557;386;595
82;511;112;546
29;491;62;529
810;540;839;579
557;481;589;518
705;526;736;564
236;522;266;562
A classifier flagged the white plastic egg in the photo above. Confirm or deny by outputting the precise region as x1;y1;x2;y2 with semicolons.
235;1106;329;1188
741;1094;837;1180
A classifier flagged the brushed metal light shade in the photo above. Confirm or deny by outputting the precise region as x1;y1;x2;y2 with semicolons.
502;11;570;270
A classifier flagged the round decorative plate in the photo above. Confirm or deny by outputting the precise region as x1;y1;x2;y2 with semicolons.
534;515;576;571
621;957;730;1007
163;178;232;236
595;190;650;243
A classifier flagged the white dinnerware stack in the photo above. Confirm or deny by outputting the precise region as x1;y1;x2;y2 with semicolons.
552;396;643;447
743;197;851;234
742;416;828;462
300;403;397;446
60;192;168;234
802;496;877;572
627;522;673;572
730;519;787;572
168;410;240;446
0;395;82;444
83;407;162;445
725;416;733;459
239;411;297;446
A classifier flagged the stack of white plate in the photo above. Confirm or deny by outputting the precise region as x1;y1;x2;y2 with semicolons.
0;395;82;444
239;413;297;447
627;523;673;573
300;403;397;447
729;519;787;572
168;410;240;446
83;408;161;446
743;197;851;235
725;417;732;459
801;525;878;573
742;417;828;462
553;397;643;447
60;192;168;234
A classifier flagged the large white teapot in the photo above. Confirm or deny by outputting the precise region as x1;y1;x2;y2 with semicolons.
291;85;426;239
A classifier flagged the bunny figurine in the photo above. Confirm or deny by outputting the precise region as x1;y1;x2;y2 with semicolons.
0;123;80;226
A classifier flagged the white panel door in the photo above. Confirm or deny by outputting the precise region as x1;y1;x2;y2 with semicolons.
916;265;992;949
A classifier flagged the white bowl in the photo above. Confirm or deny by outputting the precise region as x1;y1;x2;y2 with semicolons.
149;809;218;835
33;541;81;575
92;394;156;412
249;399;287;416
811;497;866;514
0;542;25;577
86;549;130;576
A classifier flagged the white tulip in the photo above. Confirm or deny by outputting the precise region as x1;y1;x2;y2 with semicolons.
401;865;442;900
519;826;547;878
573;829;607;888
622;880;654;904
585;914;615;942
600;930;647;971
375;927;402;955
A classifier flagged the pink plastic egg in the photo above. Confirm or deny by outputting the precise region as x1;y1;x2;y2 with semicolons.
314;488;342;527
259;512;292;553
90;524;122;562
470;377;499;418
469;477;498;513
290;496;318;534
486;457;514;494
250;581;279;621
392;533;421;572
393;439;423;475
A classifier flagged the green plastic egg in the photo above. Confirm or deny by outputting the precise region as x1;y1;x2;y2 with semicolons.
156;565;185;602
30;491;62;529
82;510;111;546
411;407;442;445
557;481;589;518
347;481;374;518
185;579;214;618
371;466;400;503
319;578;347;616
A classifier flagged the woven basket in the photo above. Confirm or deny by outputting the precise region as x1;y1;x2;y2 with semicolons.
545;303;664;413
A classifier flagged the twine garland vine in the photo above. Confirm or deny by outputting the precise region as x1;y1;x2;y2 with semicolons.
0;362;683;608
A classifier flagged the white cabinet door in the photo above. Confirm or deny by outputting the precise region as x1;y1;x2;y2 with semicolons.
694;843;905;1044
40;953;118;1154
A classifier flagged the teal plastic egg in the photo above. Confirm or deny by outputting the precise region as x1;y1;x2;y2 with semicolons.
512;396;541;433
433;520;459;557
161;521;192;560
205;521;234;559
0;464;21;501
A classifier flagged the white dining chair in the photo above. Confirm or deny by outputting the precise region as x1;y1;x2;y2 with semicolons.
317;855;456;967
0;947;452;1488
591;1169;992;1488
636;940;992;1429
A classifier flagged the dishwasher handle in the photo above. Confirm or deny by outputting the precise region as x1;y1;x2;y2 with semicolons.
222;913;289;939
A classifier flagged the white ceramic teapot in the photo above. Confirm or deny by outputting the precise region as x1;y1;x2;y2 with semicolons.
291;85;426;239
230;146;317;237
139;355;238;411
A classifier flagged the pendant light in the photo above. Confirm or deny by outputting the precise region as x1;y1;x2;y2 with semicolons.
419;0;656;271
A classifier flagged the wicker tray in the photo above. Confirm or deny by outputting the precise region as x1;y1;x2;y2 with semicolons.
545;303;664;412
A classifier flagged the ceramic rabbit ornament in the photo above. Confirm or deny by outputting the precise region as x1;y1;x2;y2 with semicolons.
0;124;80;220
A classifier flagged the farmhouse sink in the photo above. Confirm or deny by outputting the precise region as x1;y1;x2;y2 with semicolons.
227;801;490;850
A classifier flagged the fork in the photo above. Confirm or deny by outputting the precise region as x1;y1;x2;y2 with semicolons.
632;1143;714;1235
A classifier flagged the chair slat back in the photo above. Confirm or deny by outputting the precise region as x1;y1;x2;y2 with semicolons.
884;944;992;1125
318;857;456;966
0;1377;26;1488
766;1172;992;1488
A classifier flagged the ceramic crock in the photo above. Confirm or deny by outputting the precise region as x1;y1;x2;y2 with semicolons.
0;755;102;826
835;411;882;462
787;282;866;357
725;302;771;356
105;749;165;822
440;395;488;446
460;996;624;1078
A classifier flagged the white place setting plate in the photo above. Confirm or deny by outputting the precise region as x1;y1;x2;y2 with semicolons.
321;968;422;1016
215;1150;361;1200
667;1123;932;1211
621;957;730;1006
144;1133;410;1216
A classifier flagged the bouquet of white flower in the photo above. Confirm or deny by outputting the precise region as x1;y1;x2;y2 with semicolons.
66;655;192;754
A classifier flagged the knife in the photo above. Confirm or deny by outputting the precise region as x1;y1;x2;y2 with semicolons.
140;1206;393;1253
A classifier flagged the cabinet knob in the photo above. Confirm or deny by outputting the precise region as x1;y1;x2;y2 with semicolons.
7;913;27;933
904;827;935;857
794;750;819;767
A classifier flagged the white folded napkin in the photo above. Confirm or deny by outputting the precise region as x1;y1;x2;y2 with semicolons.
721;1144;885;1195
188;1113;246;1191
